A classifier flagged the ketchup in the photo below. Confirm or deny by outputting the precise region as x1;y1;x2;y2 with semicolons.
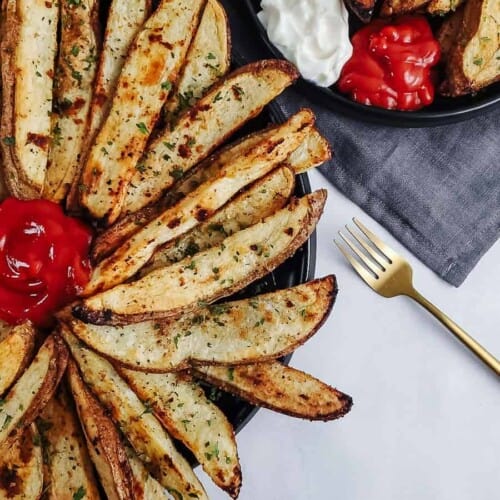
338;16;441;111
0;198;92;326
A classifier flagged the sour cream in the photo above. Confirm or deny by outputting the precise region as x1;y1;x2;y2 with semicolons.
258;0;353;87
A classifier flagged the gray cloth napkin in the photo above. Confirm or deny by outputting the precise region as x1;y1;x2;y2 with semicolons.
222;0;500;286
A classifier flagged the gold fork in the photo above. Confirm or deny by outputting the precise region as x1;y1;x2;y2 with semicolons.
335;218;500;376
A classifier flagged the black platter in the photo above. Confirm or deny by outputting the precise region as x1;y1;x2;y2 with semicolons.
243;0;500;127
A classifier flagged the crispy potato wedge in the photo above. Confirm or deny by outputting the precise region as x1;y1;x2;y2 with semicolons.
344;0;377;22
62;329;208;499
194;361;353;421
118;367;241;497
65;276;336;372
164;0;231;123
67;359;135;500
43;0;100;202
140;166;295;276
427;0;464;15
440;0;500;96
66;0;151;212
0;321;35;397
0;0;58;197
84;109;315;294
91;121;329;263
73;190;326;325
437;5;465;60
0;424;43;500
121;59;300;215
37;384;100;500
78;0;206;224
0;335;68;447
380;0;430;16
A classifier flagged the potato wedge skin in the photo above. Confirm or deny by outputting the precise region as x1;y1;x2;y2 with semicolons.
62;329;208;499
194;360;353;421
122;59;300;215
38;384;100;500
79;0;206;225
43;0;100;202
84;109;315;295
118;368;241;497
0;424;43;500
0;0;58;197
0;335;68;447
64;276;336;372
74;190;326;325
67;359;135;500
0;321;35;397
380;0;430;16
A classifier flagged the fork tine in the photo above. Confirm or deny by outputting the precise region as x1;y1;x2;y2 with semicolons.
334;239;378;286
345;224;386;270
338;231;380;277
353;218;398;262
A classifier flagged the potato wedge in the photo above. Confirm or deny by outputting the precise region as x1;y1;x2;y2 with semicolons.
0;0;58;197
0;335;68;447
437;6;465;61
427;0;464;15
65;276;336;372
440;0;500;96
194;361;353;421
344;0;376;22
164;0;231;123
66;0;151;212
91;121;329;263
62;329;208;499
0;424;43;499
37;384;100;500
67;359;135;500
78;0;206;224
380;0;430;16
0;321;35;397
118;367;241;497
43;0;100;202
73;190;326;325
140;166;295;275
84;109;315;294
121;59;300;215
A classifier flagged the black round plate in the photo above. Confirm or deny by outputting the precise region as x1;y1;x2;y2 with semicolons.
243;0;500;127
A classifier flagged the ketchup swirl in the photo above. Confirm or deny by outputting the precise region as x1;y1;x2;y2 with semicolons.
0;198;92;326
338;16;441;111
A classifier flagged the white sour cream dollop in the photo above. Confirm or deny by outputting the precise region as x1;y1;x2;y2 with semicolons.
258;0;353;87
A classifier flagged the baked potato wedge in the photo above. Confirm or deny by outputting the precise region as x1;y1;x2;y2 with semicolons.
84;109;315;294
37;384;100;500
66;0;151;212
0;424;43;500
62;329;208;499
165;0;231;123
437;5;465;60
121;59;300;215
194;361;353;421
440;0;500;96
427;0;464;15
78;0;206;224
0;0;58;197
64;276;336;372
0;321;35;397
43;0;100;202
67;359;136;500
344;0;377;22
140;166;295;275
91;120;329;263
0;335;68;447
73;190;326;325
380;0;430;16
118;367;241;497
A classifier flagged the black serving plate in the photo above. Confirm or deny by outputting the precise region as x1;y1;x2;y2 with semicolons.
243;0;500;127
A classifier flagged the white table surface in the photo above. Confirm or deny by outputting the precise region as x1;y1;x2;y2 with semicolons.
201;168;500;500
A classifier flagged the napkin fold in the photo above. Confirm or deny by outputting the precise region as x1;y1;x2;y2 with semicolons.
222;0;500;286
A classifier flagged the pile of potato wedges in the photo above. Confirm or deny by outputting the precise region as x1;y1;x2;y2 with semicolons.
0;1;352;498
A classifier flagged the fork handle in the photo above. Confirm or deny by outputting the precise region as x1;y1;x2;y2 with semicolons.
408;289;500;376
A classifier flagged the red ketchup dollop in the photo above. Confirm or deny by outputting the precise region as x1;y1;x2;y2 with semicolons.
338;16;441;111
0;198;92;326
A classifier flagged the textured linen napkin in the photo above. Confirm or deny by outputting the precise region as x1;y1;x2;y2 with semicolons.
222;0;500;286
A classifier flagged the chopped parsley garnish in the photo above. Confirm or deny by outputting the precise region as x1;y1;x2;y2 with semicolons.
136;122;149;134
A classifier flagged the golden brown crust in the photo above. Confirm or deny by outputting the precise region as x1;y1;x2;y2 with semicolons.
379;0;430;16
